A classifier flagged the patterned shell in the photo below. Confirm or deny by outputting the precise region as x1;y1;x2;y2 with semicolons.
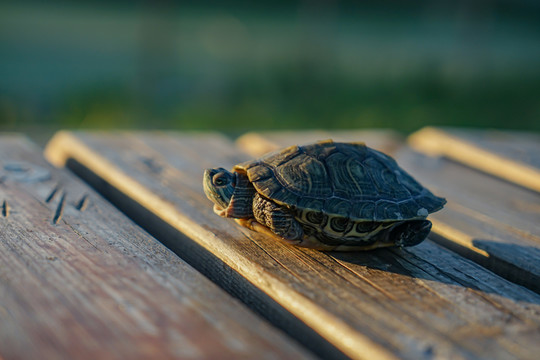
235;140;446;221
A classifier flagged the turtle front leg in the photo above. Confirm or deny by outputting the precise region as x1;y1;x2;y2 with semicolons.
251;193;304;241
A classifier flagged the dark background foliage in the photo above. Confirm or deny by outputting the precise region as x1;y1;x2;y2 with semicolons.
1;0;539;136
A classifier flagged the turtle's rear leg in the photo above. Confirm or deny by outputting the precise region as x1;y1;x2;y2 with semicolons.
251;193;304;241
391;220;432;247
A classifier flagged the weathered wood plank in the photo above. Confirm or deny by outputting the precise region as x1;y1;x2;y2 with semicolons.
408;127;540;192
45;131;540;360
395;148;540;293
238;130;540;294
0;135;312;360
236;129;401;157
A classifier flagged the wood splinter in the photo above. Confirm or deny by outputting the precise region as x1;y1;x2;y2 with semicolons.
53;193;66;224
2;200;9;218
76;194;89;212
45;183;62;203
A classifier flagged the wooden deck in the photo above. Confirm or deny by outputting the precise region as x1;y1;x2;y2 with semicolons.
1;127;539;359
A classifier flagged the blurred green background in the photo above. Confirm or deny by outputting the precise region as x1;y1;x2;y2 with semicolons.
1;0;539;136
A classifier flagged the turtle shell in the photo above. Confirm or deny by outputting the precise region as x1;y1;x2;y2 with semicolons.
235;140;446;221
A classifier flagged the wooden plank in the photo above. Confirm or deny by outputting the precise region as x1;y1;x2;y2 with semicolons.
236;129;401;157
395;148;540;293
238;131;540;293
0;135;312;360
45;131;540;360
408;127;540;193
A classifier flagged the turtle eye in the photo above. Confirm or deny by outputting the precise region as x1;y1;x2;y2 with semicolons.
213;172;229;186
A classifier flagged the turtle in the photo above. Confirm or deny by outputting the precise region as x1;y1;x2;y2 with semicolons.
203;139;446;251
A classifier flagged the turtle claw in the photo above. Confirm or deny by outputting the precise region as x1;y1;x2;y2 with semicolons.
235;218;304;247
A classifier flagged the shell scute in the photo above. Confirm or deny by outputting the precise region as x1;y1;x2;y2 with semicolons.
297;197;325;212
323;198;352;218
262;145;300;168
397;201;416;220
328;153;377;199
243;140;446;221
251;173;284;199
275;153;331;198
350;201;376;220
398;170;425;195
247;164;273;182
375;200;402;221
415;192;443;211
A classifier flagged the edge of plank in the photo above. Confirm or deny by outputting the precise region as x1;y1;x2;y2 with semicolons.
408;127;540;193
5;134;313;359
236;129;402;156
44;131;399;360
239;131;540;294
236;132;288;156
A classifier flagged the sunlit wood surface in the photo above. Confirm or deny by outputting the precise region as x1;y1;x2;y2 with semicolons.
408;127;540;193
40;129;540;360
241;129;540;294
0;135;311;360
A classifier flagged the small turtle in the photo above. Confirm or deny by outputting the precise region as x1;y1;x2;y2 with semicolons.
203;140;446;251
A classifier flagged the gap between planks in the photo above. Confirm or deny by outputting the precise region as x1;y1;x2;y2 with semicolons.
44;131;540;360
1;135;313;360
44;131;415;360
236;130;540;295
408;127;540;193
44;131;365;360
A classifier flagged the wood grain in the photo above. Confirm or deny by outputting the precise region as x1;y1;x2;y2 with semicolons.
239;130;540;294
408;127;540;193
395;148;540;293
0;135;312;360
236;129;401;157
45;131;540;360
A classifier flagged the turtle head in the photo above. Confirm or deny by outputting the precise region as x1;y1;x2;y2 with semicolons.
203;168;236;216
